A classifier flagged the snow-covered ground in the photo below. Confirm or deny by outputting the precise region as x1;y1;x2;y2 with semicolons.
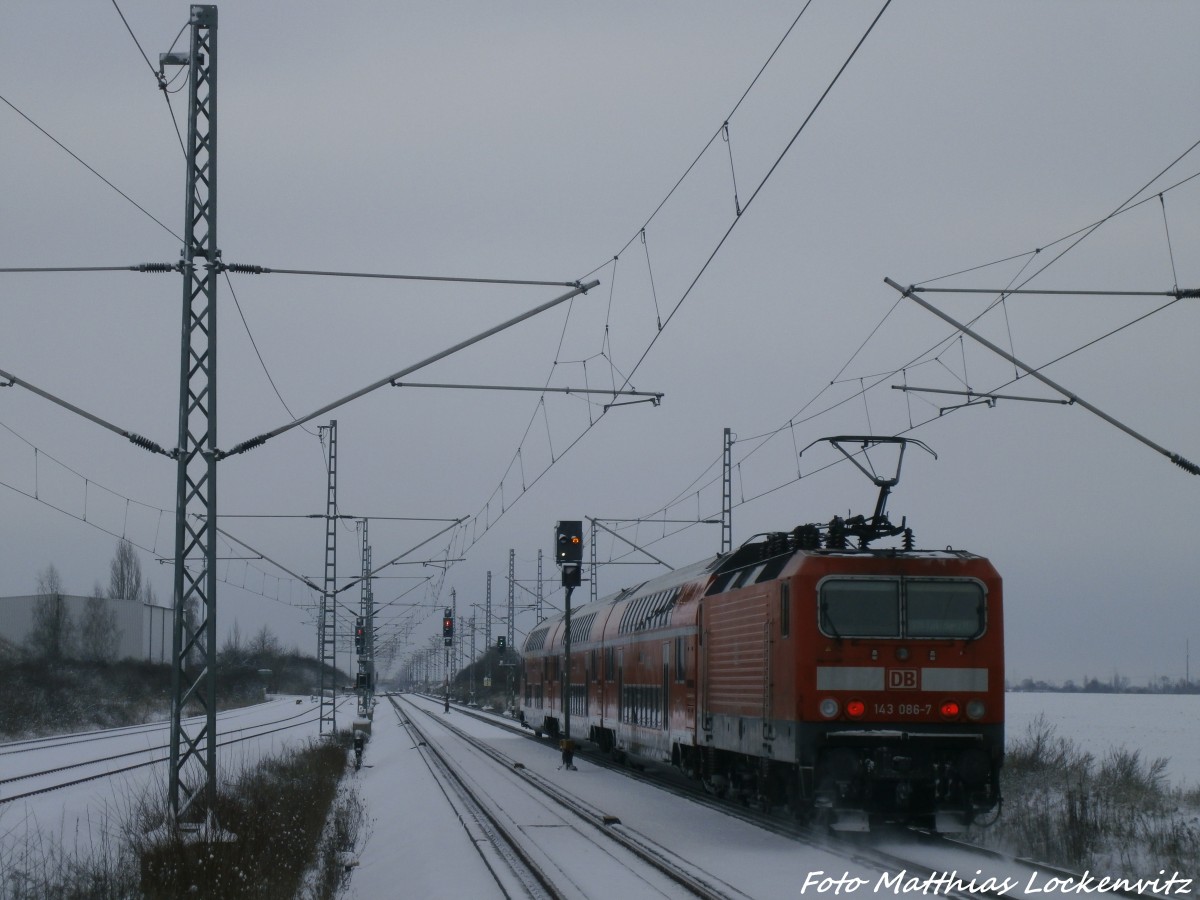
0;696;340;868
2;691;1196;895
343;692;1200;898
1006;691;1200;789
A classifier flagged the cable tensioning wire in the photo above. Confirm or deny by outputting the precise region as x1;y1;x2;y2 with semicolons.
0;92;181;242
915;166;1200;288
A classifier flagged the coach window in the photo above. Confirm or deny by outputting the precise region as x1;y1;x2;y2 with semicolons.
674;636;685;683
905;580;985;639
819;578;900;637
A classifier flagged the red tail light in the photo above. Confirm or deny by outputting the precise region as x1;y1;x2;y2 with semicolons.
939;700;961;719
846;699;866;719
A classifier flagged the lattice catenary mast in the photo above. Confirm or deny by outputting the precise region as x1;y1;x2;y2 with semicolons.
164;4;220;829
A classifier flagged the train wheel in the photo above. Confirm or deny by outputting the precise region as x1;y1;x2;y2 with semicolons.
701;774;728;799
807;805;833;833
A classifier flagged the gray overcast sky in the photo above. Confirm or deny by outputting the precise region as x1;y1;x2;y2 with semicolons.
2;2;1198;685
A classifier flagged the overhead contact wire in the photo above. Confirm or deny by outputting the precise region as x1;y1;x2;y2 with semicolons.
616;0;894;398
461;4;824;555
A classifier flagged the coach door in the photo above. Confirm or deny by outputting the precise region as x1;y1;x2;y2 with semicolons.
617;649;624;724
662;641;670;730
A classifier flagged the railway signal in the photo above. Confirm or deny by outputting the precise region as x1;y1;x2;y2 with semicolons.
553;518;582;765
497;635;507;654
355;618;365;654
555;520;583;564
442;609;454;646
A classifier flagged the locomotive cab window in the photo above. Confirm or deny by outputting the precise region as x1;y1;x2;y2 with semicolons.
820;579;899;637
818;577;986;639
906;580;985;638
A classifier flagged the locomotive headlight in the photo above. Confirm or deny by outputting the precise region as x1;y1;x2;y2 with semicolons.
846;699;866;719
819;698;839;719
966;699;986;720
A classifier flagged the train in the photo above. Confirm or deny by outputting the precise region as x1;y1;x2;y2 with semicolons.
518;437;1003;833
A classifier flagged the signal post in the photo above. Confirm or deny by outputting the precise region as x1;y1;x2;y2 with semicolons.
442;609;454;713
555;520;582;770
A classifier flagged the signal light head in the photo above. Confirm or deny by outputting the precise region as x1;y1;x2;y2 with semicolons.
555;520;584;563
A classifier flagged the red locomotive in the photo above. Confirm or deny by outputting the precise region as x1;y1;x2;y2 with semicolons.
519;437;1003;832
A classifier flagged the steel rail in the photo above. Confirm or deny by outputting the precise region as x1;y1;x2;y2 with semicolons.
388;695;562;900
435;697;1149;900
396;694;750;900
0;700;345;806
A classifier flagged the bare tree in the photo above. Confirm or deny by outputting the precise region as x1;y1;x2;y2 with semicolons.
80;580;121;662
28;563;75;660
247;624;282;663
108;539;143;602
221;618;246;665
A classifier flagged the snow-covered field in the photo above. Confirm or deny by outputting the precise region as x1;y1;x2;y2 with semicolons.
1;691;1196;896
0;696;339;870
1006;691;1200;789
346;692;1200;899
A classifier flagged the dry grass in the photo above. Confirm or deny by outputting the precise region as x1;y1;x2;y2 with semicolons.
972;715;1200;871
0;736;360;900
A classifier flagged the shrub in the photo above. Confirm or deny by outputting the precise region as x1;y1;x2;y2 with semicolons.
0;739;358;900
972;716;1200;872
137;738;351;899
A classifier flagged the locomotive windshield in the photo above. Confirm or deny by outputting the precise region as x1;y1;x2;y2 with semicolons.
819;577;984;639
819;580;899;636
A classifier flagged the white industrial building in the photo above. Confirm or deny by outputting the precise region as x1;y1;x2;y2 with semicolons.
0;594;172;662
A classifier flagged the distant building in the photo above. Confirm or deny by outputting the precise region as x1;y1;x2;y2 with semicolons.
0;594;172;662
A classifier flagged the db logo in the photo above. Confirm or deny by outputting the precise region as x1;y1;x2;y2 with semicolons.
887;668;918;690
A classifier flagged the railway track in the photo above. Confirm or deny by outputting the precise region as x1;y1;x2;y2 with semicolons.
0;698;291;758
0;697;345;805
391;693;755;900
405;695;1161;900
